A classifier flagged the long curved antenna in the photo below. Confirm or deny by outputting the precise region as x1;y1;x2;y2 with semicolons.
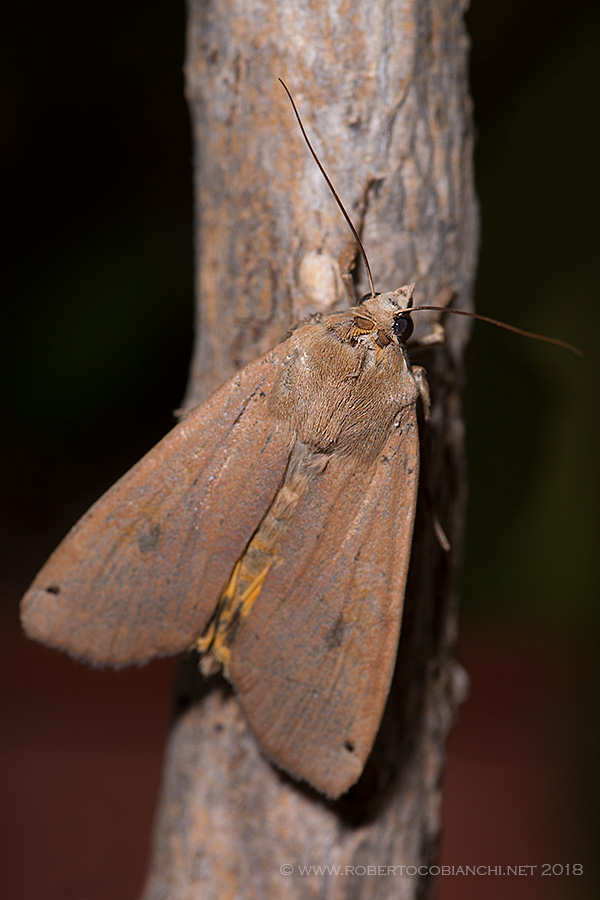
279;80;580;358
410;305;582;357
279;78;376;298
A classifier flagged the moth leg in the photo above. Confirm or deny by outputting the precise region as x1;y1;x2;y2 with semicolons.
432;513;451;552
410;364;451;551
195;559;243;674
200;560;274;676
412;365;431;420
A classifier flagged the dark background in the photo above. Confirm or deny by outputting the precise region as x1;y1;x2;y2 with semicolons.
2;2;598;898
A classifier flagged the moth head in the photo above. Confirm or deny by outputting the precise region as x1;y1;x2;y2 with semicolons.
358;284;415;346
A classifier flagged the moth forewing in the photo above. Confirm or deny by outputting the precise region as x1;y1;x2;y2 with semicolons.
231;408;421;797
20;344;294;666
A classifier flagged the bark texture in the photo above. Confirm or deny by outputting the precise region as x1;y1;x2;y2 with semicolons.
141;0;478;898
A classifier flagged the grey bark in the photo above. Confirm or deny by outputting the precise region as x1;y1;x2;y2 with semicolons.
141;0;477;898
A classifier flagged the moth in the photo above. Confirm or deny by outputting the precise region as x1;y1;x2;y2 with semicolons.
20;83;579;799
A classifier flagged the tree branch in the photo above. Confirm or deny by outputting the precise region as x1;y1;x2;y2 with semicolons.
141;1;477;897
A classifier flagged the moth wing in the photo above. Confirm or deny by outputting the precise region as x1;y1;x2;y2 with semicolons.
21;343;293;666
231;405;420;797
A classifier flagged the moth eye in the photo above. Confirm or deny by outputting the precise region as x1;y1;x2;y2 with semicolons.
359;291;380;303
393;313;414;343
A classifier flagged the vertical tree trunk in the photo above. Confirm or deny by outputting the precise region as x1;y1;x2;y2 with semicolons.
141;1;477;898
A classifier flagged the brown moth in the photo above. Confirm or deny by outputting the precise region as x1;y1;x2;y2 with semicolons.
21;283;426;798
19;84;579;799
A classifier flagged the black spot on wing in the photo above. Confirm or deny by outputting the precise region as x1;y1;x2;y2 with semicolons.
324;612;345;650
138;524;161;554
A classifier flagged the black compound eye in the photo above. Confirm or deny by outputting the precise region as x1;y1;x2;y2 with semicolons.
393;312;413;343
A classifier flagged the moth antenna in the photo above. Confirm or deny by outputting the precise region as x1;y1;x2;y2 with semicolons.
279;78;376;299
409;305;582;357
